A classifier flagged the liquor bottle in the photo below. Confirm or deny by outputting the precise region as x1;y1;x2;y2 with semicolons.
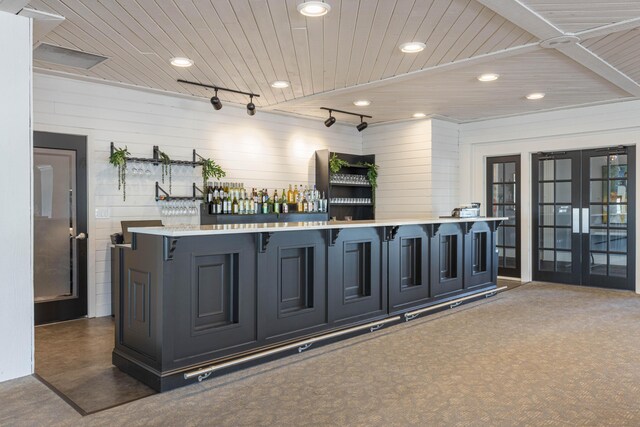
297;189;303;212
232;191;239;214
248;188;255;214
238;189;245;215
302;193;308;212
293;185;299;207
214;186;222;214
262;189;269;214
282;191;289;213
321;191;326;213
287;184;293;204
273;189;280;214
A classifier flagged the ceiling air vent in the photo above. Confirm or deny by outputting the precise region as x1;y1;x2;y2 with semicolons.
33;43;108;69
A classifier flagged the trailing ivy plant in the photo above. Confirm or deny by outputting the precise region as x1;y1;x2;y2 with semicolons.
329;153;350;174
201;157;226;197
109;145;130;201
159;150;172;193
360;161;379;202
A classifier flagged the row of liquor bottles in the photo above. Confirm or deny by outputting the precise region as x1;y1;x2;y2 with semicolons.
205;182;328;215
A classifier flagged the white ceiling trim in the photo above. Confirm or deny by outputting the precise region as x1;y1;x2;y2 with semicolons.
265;42;542;111
477;0;640;96
575;17;640;41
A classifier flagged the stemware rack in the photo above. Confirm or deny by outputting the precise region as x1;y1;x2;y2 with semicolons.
110;142;206;201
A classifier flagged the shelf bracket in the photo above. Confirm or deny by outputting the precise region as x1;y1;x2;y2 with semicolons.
462;222;474;235
384;225;400;241
193;183;204;199
259;232;272;253
163;237;180;261
327;228;342;246
155;181;170;201
488;220;504;232
432;223;442;237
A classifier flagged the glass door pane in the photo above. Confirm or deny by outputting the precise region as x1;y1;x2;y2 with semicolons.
583;150;633;288
487;155;521;278
34;148;78;302
532;151;581;284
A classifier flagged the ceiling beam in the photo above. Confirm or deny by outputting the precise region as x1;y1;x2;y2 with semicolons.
576;17;640;41
476;0;640;97
264;42;542;110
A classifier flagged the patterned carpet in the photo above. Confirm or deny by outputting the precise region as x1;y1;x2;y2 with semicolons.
1;282;640;426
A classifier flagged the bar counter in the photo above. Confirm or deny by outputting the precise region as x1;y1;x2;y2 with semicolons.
113;217;506;391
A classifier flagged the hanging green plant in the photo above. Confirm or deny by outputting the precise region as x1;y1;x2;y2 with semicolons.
329;153;350;174
109;145;130;201
201;158;226;197
363;162;379;201
159;151;172;194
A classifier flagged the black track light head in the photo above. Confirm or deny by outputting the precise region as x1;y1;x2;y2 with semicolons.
210;89;222;110
357;116;368;132
247;95;256;116
324;111;336;127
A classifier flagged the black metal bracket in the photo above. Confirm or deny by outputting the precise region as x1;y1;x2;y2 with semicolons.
163;237;179;261
259;232;272;253
193;183;204;199
384;226;400;241
327;228;342;246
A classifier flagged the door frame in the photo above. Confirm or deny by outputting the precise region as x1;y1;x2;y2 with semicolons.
33;131;88;324
486;155;522;278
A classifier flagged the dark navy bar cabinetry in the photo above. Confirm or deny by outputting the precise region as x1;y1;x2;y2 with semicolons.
112;218;504;391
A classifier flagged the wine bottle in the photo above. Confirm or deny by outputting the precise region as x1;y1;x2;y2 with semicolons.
282;191;289;213
273;189;280;214
293;185;299;207
262;189;269;214
232;191;239;215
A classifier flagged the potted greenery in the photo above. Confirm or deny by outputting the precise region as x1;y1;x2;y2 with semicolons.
363;162;379;201
201;157;226;196
158;150;172;193
329;153;350;174
109;145;130;201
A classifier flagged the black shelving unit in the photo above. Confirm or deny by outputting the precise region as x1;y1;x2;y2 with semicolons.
155;182;204;201
110;142;204;168
315;150;375;221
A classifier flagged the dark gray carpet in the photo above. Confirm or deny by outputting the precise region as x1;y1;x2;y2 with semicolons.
2;282;639;426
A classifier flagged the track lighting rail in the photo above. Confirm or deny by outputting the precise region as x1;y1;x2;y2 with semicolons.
320;107;372;118
177;79;260;98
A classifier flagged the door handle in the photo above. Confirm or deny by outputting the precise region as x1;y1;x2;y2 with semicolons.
582;208;589;234
572;208;580;233
74;232;87;240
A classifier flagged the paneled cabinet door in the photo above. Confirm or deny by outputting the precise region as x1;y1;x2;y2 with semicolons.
388;225;431;313
327;227;387;326
463;221;495;290
257;230;328;342
430;223;464;297
167;234;257;369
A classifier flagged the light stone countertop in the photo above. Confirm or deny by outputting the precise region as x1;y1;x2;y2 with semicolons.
128;217;508;237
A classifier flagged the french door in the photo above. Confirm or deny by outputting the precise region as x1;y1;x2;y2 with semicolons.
34;131;88;324
486;155;521;278
532;147;635;290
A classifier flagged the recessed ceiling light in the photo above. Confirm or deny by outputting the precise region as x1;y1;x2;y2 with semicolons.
399;42;426;53
413;113;427;118
297;1;331;17
477;73;499;82
353;100;371;107
526;92;545;100
271;80;290;88
170;57;194;67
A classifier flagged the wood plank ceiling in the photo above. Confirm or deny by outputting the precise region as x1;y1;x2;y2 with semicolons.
15;0;640;124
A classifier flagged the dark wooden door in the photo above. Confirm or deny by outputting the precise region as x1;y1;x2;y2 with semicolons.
34;131;88;325
486;155;521;277
532;147;635;290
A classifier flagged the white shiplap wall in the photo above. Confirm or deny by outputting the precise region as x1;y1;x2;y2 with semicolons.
459;99;640;292
0;12;32;382
362;118;459;219
33;73;362;317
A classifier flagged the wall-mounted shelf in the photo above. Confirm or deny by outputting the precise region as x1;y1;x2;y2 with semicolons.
156;182;204;201
315;150;376;221
110;142;204;167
